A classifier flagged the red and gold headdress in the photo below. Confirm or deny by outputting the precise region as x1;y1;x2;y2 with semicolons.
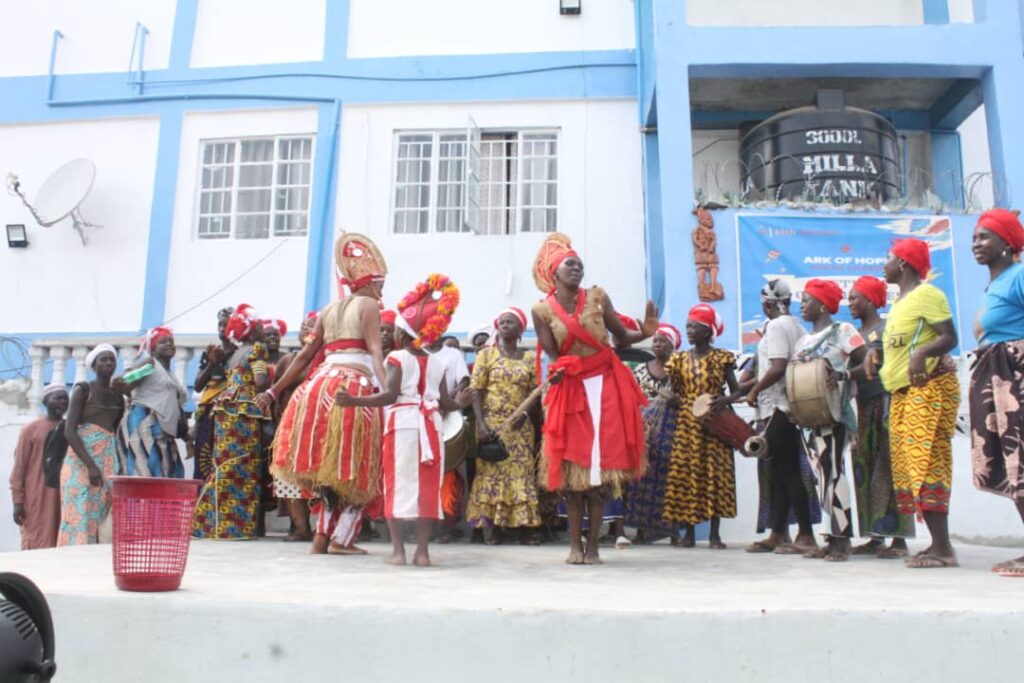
532;233;578;293
335;232;388;298
395;274;460;349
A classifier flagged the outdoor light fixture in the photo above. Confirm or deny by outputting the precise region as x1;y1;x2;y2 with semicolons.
6;224;28;248
560;0;582;15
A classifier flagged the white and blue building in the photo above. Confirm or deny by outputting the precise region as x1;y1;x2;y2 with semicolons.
2;0;1022;546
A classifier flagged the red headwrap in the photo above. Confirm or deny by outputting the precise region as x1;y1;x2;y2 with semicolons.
224;303;258;343
140;326;173;353
803;279;843;314
380;309;397;326
891;238;931;278
616;313;641;333
852;275;888;309
305;311;319;320
655;323;682;350
494;307;528;331
262;319;287;336
976;208;1024;255
687;304;724;341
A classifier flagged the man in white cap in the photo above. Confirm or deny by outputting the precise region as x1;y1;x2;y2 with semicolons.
9;384;68;549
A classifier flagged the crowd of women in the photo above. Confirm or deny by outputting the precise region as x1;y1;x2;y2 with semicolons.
43;208;1024;576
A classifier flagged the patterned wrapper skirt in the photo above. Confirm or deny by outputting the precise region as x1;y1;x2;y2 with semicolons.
970;340;1024;503
853;394;915;538
889;371;960;515
192;408;262;540
624;397;677;532
467;416;541;529
192;404;215;480
117;405;185;478
57;423;118;546
271;362;382;506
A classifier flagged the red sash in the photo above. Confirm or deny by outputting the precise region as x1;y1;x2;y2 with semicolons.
542;291;647;489
306;338;369;381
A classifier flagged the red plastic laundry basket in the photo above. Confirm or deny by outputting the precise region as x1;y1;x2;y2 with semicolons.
111;476;201;592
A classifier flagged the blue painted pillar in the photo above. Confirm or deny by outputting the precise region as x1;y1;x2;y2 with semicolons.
323;0;351;65
304;101;342;312
168;0;199;72
641;132;665;307
922;0;950;24
930;131;965;209
652;0;695;327
140;108;185;329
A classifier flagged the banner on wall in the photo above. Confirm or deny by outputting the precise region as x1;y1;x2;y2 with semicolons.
736;214;958;354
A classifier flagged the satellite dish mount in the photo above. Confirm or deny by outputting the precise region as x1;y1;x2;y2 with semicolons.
5;158;102;246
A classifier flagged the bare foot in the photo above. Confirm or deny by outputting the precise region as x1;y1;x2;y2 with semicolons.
680;534;695;549
851;539;883;556
384;552;407;566
792;533;818;553
823;538;851;562
709;538;727;550
582;547;603;565
566;546;585;565
284;531;313;543
309;533;329;554
412;552;431;567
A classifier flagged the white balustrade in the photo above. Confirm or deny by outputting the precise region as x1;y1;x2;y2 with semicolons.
49;346;71;391
173;347;194;388
72;346;89;384
27;346;48;413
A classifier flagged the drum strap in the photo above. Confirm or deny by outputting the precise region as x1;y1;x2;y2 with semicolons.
796;323;841;363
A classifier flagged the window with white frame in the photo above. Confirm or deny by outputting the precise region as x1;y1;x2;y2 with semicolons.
196;135;315;239
392;129;558;235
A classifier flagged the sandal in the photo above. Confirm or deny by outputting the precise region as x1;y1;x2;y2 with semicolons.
996;559;1024;577
615;535;633;550
905;551;958;568
744;540;777;553
877;546;910;559
851;541;883;556
774;543;812;555
709;540;727;550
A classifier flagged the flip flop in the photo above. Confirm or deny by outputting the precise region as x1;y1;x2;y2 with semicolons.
773;544;812;555
615;535;633;550
995;559;1024;577
851;542;883;556
745;540;777;553
877;546;910;559
905;552;958;568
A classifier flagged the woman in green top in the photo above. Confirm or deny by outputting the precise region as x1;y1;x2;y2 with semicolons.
880;238;959;569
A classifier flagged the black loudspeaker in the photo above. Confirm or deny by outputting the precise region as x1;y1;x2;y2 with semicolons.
0;573;56;682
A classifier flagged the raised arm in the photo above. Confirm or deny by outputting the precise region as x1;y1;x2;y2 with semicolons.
603;294;659;346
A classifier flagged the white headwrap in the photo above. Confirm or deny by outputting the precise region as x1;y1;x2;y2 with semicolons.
468;323;496;347
41;383;67;399
85;344;117;369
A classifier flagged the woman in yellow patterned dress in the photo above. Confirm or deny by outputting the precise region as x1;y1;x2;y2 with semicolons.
466;307;541;544
663;304;739;549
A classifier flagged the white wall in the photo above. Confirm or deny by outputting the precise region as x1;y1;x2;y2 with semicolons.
162;108;317;334
0;117;160;333
958;105;994;211
346;0;635;58
0;0;175;78
336;99;647;334
948;0;975;23
190;0;326;68
686;0;924;27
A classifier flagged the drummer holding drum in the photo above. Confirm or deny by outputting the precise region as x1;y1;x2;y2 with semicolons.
789;279;868;562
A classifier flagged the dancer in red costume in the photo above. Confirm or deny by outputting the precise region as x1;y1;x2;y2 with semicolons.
531;233;658;565
256;233;389;555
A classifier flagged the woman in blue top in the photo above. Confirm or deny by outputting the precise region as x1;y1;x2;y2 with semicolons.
969;208;1024;577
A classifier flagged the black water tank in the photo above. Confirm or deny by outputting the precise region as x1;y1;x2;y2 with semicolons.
740;92;901;203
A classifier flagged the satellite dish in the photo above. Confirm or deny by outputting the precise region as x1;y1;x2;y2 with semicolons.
34;159;95;227
5;158;102;246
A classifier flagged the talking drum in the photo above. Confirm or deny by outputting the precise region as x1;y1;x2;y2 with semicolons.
691;394;768;459
442;411;471;473
785;358;841;428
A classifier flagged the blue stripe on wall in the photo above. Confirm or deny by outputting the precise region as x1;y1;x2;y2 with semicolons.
140;107;185;329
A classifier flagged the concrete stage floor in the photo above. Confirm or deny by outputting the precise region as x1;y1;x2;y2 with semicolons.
3;537;1022;682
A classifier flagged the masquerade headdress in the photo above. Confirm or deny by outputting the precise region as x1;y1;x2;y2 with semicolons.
395;274;461;349
335;232;388;298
